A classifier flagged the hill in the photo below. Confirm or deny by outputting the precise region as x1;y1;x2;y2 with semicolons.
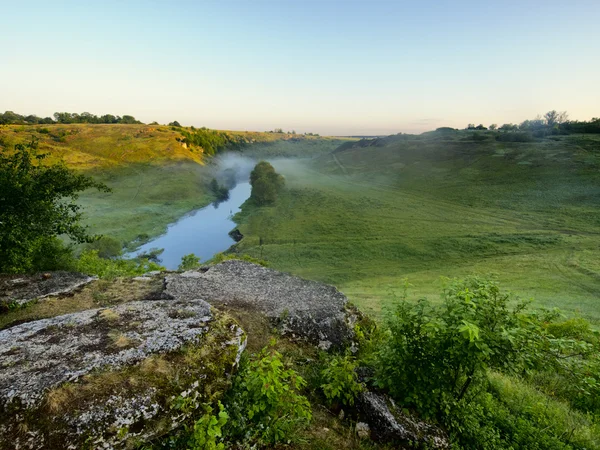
0;124;347;245
232;131;600;324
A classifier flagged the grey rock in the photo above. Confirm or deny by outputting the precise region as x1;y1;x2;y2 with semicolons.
0;299;211;408
0;272;97;308
356;422;370;439
166;260;354;347
356;391;449;448
0;298;245;449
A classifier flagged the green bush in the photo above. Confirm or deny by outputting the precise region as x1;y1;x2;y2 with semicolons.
84;236;122;258
225;343;312;445
320;354;364;407
29;236;76;272
188;402;229;450
211;252;269;267
376;277;529;417
178;253;201;271
76;250;163;279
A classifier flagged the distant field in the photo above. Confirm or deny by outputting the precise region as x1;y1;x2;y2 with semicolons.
232;132;600;324
0;124;349;246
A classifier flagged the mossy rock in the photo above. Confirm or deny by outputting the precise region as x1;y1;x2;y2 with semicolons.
0;299;246;449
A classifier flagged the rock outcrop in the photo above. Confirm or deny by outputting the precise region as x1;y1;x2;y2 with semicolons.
0;272;96;308
165;260;355;348
356;391;449;449
0;298;245;449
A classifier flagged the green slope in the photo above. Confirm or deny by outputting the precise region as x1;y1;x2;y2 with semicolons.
0;124;349;246
232;131;600;323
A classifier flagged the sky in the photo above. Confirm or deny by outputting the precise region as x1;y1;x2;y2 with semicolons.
1;0;599;135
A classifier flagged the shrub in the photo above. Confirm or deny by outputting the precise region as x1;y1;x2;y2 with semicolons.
320;354;364;407
0;138;109;273
188;402;229;450
29;236;76;272
178;253;201;271
225;343;312;445
376;277;530;417
85;236;122;259
211;252;269;267
76;250;163;279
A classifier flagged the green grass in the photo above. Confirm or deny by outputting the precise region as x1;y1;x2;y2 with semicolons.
232;132;600;323
0;124;346;248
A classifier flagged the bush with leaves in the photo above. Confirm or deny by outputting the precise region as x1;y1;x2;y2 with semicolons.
320;354;364;407
188;402;229;450
76;250;163;279
376;277;531;417
178;253;201;271
225;342;312;445
0;138;109;273
211;252;269;267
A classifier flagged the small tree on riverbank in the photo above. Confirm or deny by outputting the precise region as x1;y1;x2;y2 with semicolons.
249;161;284;206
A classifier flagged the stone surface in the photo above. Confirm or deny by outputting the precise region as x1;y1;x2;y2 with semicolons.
356;391;449;449
165;260;355;347
0;299;245;449
356;422;371;439
0;271;96;308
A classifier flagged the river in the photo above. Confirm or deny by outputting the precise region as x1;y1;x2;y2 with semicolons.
127;182;251;269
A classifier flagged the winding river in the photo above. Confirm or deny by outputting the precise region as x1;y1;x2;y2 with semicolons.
127;182;251;269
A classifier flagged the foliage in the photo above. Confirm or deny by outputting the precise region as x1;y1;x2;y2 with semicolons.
249;161;285;206
224;343;312;445
178;253;201;271
320;354;364;407
372;278;600;448
188;402;229;450
179;127;248;155
76;250;163;279
0;110;142;125
376;277;531;417
211;252;269;267
447;373;600;450
28;236;76;272
85;236;123;258
0;138;109;273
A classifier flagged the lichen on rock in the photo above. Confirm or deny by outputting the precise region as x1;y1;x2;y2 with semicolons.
165;260;355;347
0;299;245;449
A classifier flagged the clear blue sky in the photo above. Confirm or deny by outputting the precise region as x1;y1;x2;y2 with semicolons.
1;0;598;135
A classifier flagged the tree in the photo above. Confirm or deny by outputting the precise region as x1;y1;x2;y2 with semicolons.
544;110;568;127
0;138;110;273
169;120;182;127
489;124;497;130
249;161;285;206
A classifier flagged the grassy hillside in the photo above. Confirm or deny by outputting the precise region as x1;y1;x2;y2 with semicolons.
232;131;600;324
0;124;349;246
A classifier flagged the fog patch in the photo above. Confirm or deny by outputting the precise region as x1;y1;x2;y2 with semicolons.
212;153;309;188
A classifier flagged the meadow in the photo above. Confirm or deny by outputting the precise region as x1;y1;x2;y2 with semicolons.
232;131;600;324
0;124;346;246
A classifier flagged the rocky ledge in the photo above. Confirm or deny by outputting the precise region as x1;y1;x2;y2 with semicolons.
165;260;356;349
0;299;245;449
0;271;96;309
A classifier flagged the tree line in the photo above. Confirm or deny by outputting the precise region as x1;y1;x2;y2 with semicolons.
0;111;142;125
466;110;600;136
